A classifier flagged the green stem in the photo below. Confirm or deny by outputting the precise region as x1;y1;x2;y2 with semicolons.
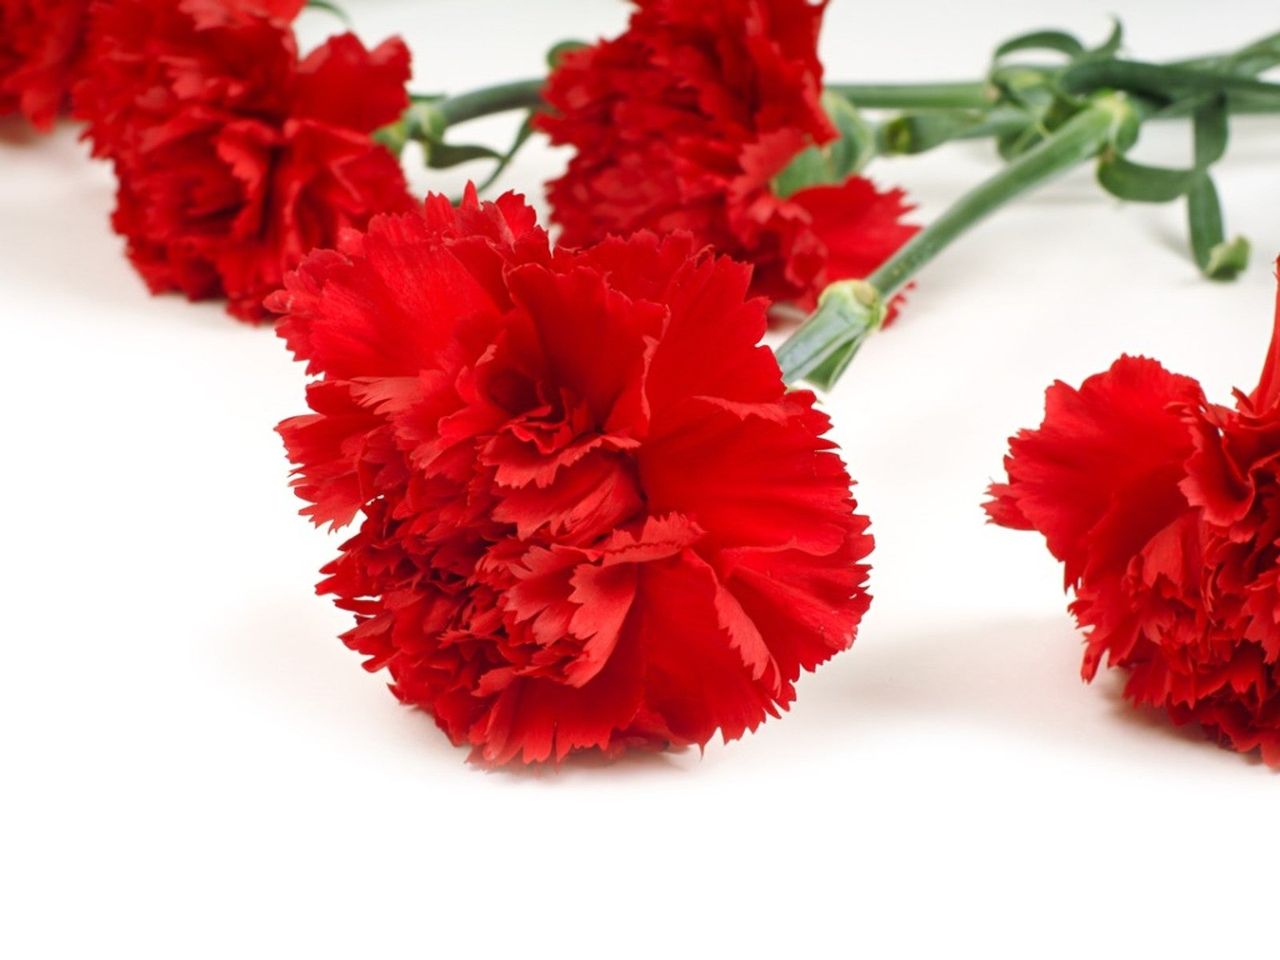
827;80;991;110
872;98;1129;299
1156;91;1280;119
1173;30;1280;74
430;77;995;124
881;93;1280;156
1059;60;1280;102
434;79;546;126
776;94;1134;385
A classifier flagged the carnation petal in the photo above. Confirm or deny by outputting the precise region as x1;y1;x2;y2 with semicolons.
294;34;411;132
280;227;503;377
990;356;1204;584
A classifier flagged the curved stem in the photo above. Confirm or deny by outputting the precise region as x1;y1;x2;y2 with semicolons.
1059;60;1280;102
1172;30;1280;74
869;99;1126;300
433;79;546;127
776;95;1133;385
827;80;990;110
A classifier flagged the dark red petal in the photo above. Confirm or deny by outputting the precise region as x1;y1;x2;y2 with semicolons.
294;33;411;132
1179;404;1256;527
635;551;783;745
505;262;663;425
472;615;648;764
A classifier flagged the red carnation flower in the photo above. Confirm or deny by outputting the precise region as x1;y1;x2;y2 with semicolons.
0;0;89;130
988;263;1280;767
537;0;917;315
272;187;872;765
74;0;414;321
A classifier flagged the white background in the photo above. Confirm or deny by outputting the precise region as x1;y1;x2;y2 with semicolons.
3;1;1277;956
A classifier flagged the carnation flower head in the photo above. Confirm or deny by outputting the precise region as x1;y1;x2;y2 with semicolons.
537;0;918;315
988;263;1280;767
74;0;414;321
0;0;88;130
273;186;873;765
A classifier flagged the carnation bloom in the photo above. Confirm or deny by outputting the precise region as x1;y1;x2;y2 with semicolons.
273;187;873;765
0;0;88;130
537;0;918;315
988;265;1280;766
74;0;415;321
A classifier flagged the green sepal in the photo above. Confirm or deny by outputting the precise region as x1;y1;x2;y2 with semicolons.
880;106;1030;156
879;111;974;155
1204;235;1251;280
372;101;442;158
373;100;511;171
993;94;1085;160
371;123;408;157
805;338;864;392
772;92;875;198
988;64;1059;114
775;280;885;386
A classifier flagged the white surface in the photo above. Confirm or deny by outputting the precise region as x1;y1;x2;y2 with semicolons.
2;1;1277;957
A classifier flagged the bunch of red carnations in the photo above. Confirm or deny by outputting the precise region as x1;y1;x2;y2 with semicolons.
7;0;1278;768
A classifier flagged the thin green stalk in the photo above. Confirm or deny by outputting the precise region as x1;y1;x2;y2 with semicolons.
434;79;546;127
827;80;991;110
880;94;1280;156
776;94;1135;385
1172;30;1280;74
430;77;997;125
1155;91;1280;120
1059;60;1280;102
871;98;1129;300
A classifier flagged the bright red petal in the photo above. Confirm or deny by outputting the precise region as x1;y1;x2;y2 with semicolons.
987;356;1205;584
